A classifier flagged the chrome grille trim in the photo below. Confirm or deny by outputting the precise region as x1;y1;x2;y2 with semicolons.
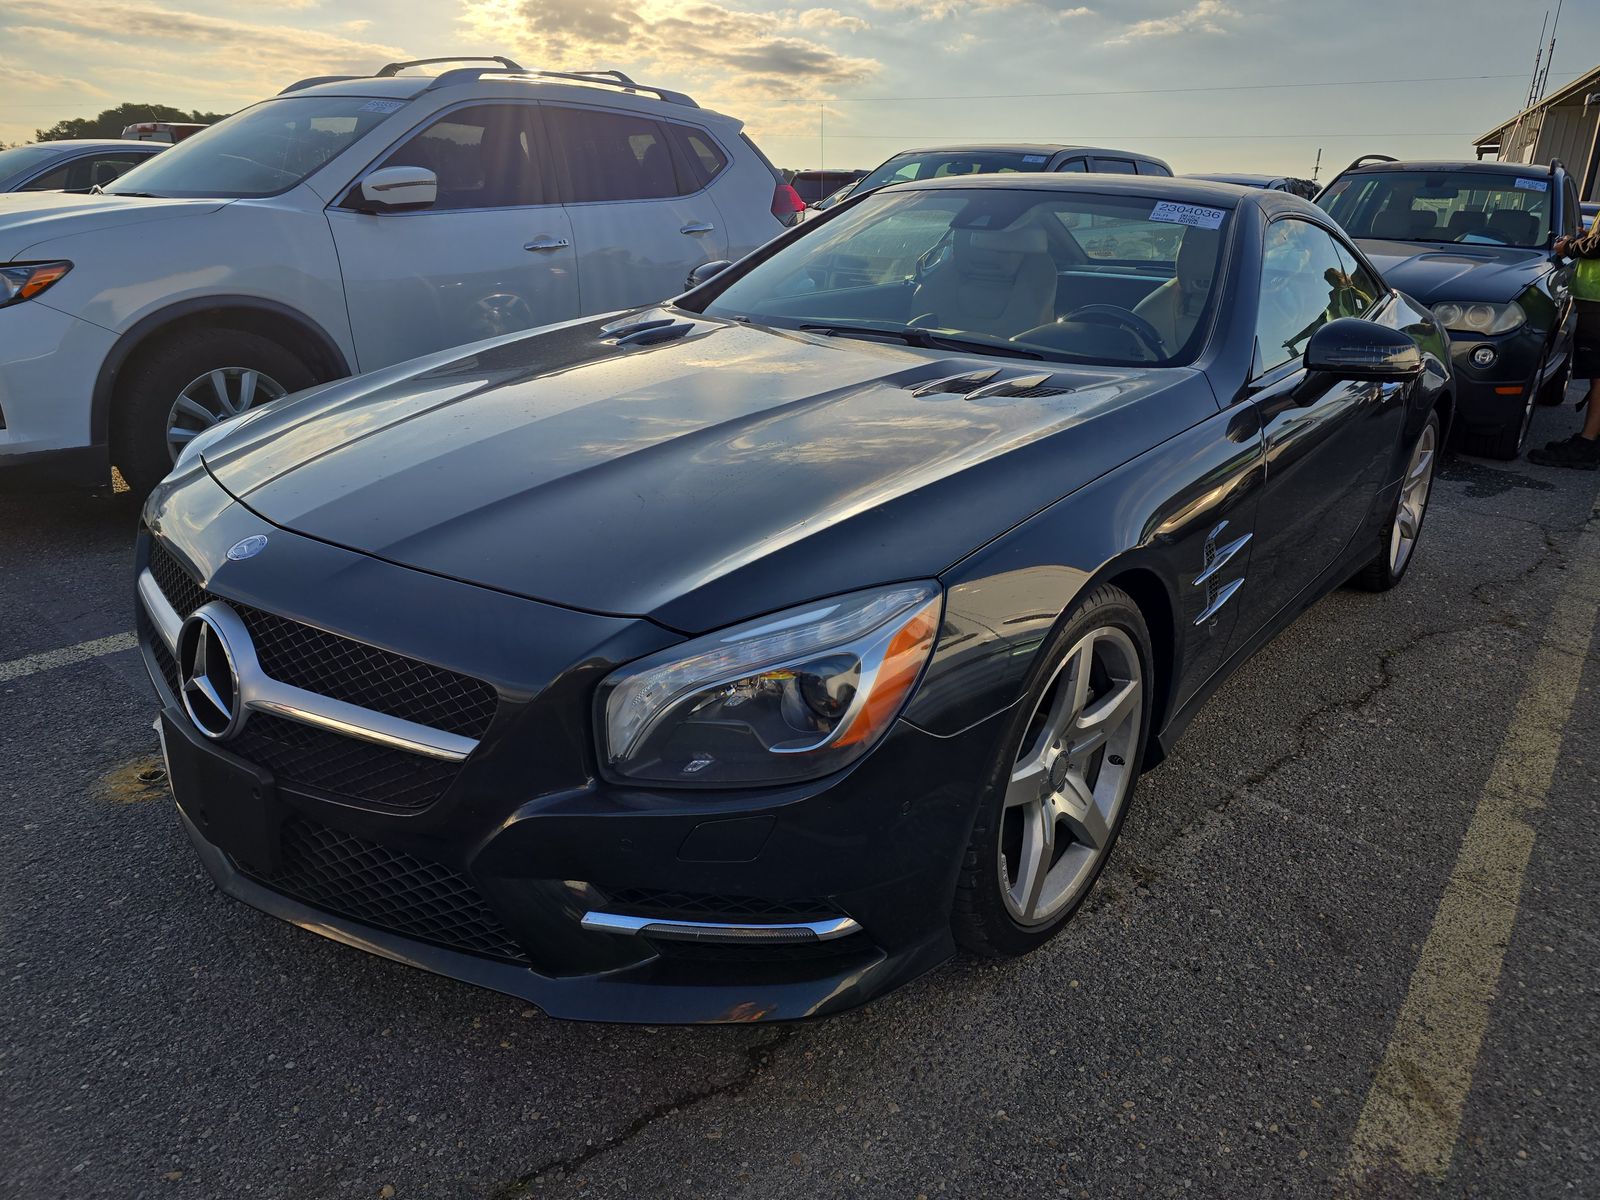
139;568;478;763
580;911;862;943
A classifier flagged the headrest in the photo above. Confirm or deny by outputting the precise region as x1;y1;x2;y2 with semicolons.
961;225;1049;255
1370;209;1418;239
955;224;1049;280
1175;225;1221;288
1487;210;1537;243
1447;210;1487;233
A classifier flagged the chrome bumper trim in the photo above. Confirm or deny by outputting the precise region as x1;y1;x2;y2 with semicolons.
138;568;477;763
580;911;862;944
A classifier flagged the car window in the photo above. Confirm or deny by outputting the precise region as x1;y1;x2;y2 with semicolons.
547;107;684;203
374;104;544;210
1056;159;1089;173
1136;161;1172;177
1331;239;1384;317
0;144;58;181
668;125;729;191
1093;159;1138;174
22;152;153;191
857;151;1051;192
105;96;401;199
1318;170;1550;247
696;187;1230;368
1255;218;1378;374
1562;177;1581;238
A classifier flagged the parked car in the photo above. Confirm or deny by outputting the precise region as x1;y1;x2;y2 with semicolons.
791;168;865;206
122;122;209;144
1317;155;1581;457
1188;172;1316;199
811;178;860;213
138;174;1449;1023
0;140;165;193
0;58;791;493
846;144;1173;203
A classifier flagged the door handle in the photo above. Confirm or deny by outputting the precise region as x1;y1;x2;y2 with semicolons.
524;237;570;252
679;222;716;235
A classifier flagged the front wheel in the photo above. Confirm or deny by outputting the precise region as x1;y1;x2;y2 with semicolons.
1355;409;1439;592
113;328;316;496
953;585;1152;958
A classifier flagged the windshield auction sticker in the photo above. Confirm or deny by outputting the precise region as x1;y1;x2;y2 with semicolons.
1514;178;1548;191
1149;202;1226;229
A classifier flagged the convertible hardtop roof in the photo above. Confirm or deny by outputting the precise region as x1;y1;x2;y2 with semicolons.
1340;158;1554;179
896;172;1316;213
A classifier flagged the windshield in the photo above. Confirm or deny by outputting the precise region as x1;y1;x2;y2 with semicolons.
857;150;1054;194
0;145;59;181
694;187;1231;367
1319;170;1551;248
105;96;406;198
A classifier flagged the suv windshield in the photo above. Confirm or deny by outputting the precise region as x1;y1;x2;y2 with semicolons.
857;150;1054;194
695;187;1230;367
104;96;405;199
1319;170;1551;248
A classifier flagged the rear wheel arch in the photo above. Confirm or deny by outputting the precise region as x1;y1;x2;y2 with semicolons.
94;297;351;451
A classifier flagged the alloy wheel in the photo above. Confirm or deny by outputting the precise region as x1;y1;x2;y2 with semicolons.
1389;420;1437;575
166;367;286;463
999;625;1143;926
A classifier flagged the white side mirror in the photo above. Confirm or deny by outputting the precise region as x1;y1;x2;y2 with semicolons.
356;165;437;212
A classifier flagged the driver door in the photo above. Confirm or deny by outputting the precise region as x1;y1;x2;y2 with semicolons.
327;102;580;372
1234;218;1407;635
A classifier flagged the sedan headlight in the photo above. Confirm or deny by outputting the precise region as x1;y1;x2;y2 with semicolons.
601;582;943;786
0;261;72;309
1431;300;1525;335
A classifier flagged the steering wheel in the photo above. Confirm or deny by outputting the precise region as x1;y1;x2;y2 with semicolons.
1059;304;1167;360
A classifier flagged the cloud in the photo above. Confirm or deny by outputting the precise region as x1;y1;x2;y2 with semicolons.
0;53;111;98
0;0;409;101
1105;0;1238;43
863;0;1030;19
459;0;880;99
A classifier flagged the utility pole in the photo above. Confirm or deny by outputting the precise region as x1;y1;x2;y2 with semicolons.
1312;147;1322;183
820;103;825;173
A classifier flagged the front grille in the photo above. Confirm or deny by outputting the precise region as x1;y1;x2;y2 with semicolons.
145;539;498;739
233;714;460;813
142;537;498;812
601;887;839;922
244;816;529;964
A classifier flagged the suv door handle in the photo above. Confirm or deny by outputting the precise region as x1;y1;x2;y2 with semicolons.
680;222;716;235
524;237;570;252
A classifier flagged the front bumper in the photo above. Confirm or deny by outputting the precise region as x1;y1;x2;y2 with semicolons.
138;469;1003;1023
0;299;116;480
1445;323;1559;434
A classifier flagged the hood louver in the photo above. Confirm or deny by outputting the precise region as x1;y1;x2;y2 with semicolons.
909;369;1069;400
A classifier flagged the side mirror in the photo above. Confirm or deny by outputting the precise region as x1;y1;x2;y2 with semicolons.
1304;318;1424;380
352;165;437;212
684;260;733;290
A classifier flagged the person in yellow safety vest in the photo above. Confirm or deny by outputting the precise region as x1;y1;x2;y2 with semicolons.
1531;210;1600;468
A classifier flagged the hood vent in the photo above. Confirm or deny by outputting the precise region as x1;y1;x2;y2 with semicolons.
910;369;1069;400
600;314;700;348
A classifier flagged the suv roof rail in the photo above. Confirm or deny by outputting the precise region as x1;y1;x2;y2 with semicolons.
423;65;699;108
377;56;524;77
279;74;365;95
1344;154;1397;172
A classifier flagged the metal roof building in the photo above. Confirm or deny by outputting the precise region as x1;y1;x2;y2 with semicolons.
1474;61;1600;201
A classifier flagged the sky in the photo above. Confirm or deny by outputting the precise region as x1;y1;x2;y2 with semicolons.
1;0;1596;179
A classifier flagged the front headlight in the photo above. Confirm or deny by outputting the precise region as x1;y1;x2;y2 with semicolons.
1432;300;1525;335
600;582;943;786
0;261;72;309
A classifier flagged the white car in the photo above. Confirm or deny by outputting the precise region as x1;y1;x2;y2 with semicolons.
0;140;166;193
0;58;794;493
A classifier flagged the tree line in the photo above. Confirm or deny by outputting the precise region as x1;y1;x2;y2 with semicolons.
4;103;231;148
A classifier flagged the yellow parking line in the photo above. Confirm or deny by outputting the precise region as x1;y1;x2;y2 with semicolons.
1345;504;1600;1183
0;632;138;683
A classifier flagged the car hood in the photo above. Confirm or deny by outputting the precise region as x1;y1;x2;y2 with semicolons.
202;313;1216;633
1356;239;1550;305
0;192;228;260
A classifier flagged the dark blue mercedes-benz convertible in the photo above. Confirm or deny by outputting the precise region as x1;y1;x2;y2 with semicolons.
136;175;1451;1023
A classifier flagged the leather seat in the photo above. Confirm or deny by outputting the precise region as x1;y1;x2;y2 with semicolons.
911;224;1056;338
1131;224;1222;353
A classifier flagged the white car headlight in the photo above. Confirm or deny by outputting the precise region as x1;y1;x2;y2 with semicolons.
0;261;71;308
1431;300;1525;335
600;582;943;786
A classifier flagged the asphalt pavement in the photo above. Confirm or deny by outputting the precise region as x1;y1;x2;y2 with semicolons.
2;399;1597;1200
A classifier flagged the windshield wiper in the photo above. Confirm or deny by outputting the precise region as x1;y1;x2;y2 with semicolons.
798;322;1043;360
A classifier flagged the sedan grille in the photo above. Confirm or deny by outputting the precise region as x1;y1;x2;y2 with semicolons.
244;816;529;964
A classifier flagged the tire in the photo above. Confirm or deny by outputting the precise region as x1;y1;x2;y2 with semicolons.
1536;351;1573;407
112;328;316;496
1354;409;1440;592
952;584;1153;958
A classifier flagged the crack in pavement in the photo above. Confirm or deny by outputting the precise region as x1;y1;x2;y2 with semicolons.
489;1027;799;1196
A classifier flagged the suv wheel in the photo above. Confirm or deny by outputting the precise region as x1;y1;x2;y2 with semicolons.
114;328;314;496
1458;380;1535;461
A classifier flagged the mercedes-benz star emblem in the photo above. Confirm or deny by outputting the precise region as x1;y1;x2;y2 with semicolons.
177;606;245;740
227;534;269;561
